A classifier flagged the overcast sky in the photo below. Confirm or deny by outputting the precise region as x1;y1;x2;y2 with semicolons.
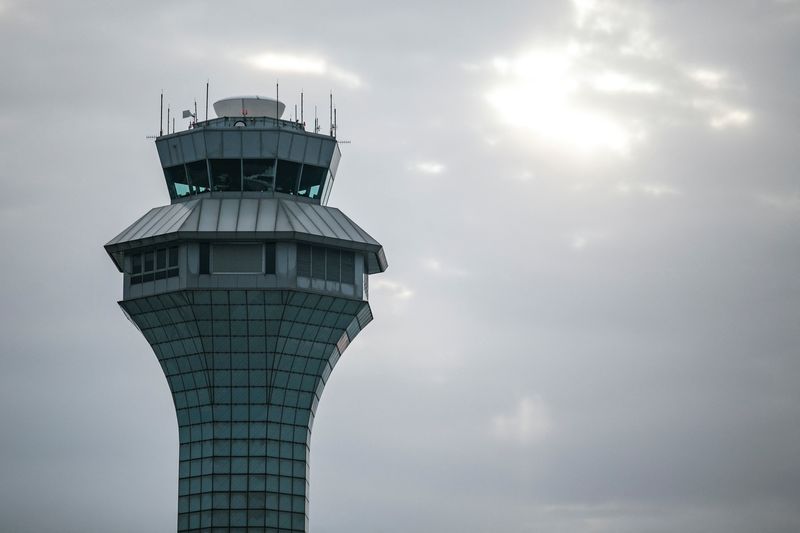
1;0;799;532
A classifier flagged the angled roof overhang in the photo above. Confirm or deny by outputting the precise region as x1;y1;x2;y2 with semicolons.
105;198;388;274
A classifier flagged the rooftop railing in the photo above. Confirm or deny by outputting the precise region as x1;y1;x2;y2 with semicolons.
158;116;332;137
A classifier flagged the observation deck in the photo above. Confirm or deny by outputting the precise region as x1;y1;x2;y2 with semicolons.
156;96;341;205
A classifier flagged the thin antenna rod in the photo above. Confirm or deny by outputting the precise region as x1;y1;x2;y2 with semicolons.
194;100;198;126
159;91;163;136
314;105;318;133
333;107;337;139
276;82;279;126
294;104;297;122
329;92;333;136
205;81;209;121
166;105;170;136
300;91;304;128
172;117;175;134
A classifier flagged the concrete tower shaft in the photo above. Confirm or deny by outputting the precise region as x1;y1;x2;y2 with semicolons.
106;96;386;532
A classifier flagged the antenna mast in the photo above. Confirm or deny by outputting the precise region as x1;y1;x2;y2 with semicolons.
159;91;163;136
300;91;304;129
329;92;333;136
205;81;209;121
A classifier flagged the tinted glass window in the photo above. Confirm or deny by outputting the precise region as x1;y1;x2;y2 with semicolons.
297;244;354;284
210;159;242;192
325;249;340;282
311;247;325;278
131;254;142;274
199;243;210;274
212;244;263;273
275;161;301;195
164;165;190;198
128;247;179;285
265;243;276;275
243;159;275;192
297;245;311;277
186;160;210;191
341;251;355;284
298;165;326;199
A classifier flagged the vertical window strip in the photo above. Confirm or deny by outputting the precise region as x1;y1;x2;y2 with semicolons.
297;245;311;278
265;243;277;275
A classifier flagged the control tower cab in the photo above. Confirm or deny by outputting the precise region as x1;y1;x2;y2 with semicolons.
161;96;337;202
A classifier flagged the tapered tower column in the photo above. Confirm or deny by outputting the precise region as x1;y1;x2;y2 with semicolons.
106;96;387;532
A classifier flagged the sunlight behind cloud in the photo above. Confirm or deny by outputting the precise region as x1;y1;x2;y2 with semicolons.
483;0;753;158
592;71;660;94
246;52;362;88
572;0;599;28
487;49;638;155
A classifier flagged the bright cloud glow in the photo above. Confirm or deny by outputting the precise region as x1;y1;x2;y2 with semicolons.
691;98;752;130
246;52;362;88
248;53;325;74
592;71;660;94
710;109;751;129
423;258;468;278
619;28;663;59
370;279;414;300
487;48;639;155
484;0;753;157
572;0;600;28
491;395;552;445
690;69;727;90
413;161;445;175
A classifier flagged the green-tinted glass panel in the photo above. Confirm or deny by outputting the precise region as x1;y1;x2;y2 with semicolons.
275;160;300;195
243;159;275;192
210;159;242;192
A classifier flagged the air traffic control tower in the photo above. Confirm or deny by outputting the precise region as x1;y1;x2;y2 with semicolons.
105;96;387;532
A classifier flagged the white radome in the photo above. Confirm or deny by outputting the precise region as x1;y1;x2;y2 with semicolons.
213;96;286;119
